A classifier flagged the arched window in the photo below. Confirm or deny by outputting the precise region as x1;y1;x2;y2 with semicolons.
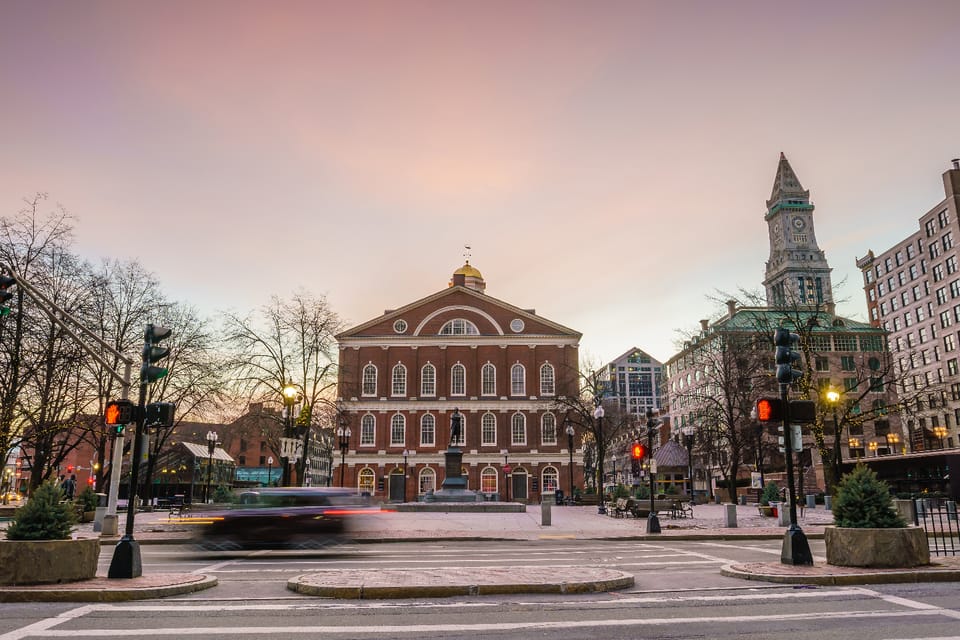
358;468;375;495
421;363;436;396
392;363;407;396
390;413;405;446
481;467;498;494
542;466;559;492
481;413;497;446
420;414;436;447
482;363;496;396
360;414;375;446
418;468;436;494
511;363;526;396
511;412;526;445
451;363;466;396
439;318;480;335
362;364;377;396
541;413;557;445
540;363;555;396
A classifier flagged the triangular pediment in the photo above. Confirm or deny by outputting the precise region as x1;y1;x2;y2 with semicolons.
337;285;581;340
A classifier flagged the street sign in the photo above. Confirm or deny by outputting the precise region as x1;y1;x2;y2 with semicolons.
280;437;302;461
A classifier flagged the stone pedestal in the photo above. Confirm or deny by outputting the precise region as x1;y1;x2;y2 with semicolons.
432;447;478;502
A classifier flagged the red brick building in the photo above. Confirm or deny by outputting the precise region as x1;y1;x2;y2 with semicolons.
336;263;583;503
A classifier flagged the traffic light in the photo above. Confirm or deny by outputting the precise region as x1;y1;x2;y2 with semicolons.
755;397;783;422
630;441;645;476
144;402;176;428
0;273;15;316
774;327;803;385
141;324;172;383
104;399;135;435
66;465;73;474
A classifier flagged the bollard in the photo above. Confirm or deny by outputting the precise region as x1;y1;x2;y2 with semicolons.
541;498;552;526
739;495;747;506
777;502;792;526
101;514;118;536
894;499;916;524
947;501;957;522
824;495;832;511
806;494;816;509
724;503;738;528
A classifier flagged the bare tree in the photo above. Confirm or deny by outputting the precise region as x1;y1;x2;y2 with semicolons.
222;291;342;485
671;321;772;503
551;356;633;496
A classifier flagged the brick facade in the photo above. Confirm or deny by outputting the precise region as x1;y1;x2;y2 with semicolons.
335;264;584;503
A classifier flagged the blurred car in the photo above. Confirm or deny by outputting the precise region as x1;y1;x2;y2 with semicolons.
194;486;373;550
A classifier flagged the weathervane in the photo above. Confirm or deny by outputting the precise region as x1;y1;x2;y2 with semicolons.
463;245;472;262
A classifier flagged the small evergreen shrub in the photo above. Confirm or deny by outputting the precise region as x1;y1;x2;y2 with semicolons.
833;463;906;528
212;484;232;503
760;482;780;506
5;480;77;540
77;486;99;512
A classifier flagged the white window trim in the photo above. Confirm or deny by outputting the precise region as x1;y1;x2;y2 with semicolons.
360;414;376;446
451;363;466;396
481;412;497;446
391;363;407;397
511;412;526;445
511;363;526;396
390;413;406;447
421;363;436;397
362;363;377;397
420;413;436;447
481;362;497;396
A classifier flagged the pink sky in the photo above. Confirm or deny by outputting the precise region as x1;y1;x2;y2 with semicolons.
2;1;959;363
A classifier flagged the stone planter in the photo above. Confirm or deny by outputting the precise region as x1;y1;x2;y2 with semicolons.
0;538;100;585
81;510;96;523
824;526;930;568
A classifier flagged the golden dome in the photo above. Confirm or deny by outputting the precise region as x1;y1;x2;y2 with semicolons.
454;262;483;279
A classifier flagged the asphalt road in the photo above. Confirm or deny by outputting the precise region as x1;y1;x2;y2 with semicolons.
2;539;959;639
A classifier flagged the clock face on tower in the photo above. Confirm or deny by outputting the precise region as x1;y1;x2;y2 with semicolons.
792;216;806;230
773;221;780;235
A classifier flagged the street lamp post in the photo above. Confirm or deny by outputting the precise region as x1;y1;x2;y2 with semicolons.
502;451;511;502
826;387;843;487
847;438;861;461
594;401;606;515
645;408;661;534
868;440;879;456
933;426;947;449
886;432;902;454
266;456;273;487
280;381;301;487
337;412;352;488
204;430;218;504
565;420;575;505
682;426;695;502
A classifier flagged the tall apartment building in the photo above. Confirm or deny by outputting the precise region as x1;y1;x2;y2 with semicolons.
857;159;960;452
601;348;664;419
335;263;583;503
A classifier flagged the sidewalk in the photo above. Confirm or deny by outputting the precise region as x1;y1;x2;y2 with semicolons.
2;503;959;601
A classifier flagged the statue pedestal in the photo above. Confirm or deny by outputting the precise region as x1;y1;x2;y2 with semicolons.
433;447;478;502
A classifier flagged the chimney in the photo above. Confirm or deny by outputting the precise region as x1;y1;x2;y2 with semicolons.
953;158;959;170
700;319;709;331
826;301;836;316
452;273;466;287
726;300;737;318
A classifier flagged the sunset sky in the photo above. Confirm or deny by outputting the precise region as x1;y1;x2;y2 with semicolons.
2;1;959;364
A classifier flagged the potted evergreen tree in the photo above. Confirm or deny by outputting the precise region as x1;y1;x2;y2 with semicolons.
77;485;99;522
1;480;100;585
758;482;779;517
825;464;929;568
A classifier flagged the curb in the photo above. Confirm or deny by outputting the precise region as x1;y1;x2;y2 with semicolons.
0;574;218;603
288;568;634;599
720;563;960;586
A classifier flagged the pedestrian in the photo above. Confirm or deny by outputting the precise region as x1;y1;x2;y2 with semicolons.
64;474;76;500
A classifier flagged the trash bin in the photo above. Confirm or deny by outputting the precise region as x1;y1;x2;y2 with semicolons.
555;489;564;506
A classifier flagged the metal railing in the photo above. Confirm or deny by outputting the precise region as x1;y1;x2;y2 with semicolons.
913;499;959;556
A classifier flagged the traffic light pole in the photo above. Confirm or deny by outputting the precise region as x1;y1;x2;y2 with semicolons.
779;381;813;565
0;265;133;527
645;410;661;534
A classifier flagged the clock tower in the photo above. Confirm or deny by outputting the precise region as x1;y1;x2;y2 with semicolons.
763;153;833;308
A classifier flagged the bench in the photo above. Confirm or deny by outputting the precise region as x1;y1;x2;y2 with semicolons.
628;499;677;518
670;501;694;518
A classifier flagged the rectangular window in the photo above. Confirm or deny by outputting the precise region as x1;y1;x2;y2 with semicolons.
834;335;857;351
907;244;916;260
926;219;937;237
945;334;956;352
939;209;950;228
948;256;959;275
934;264;945;282
481;414;497;446
815;357;829;371
941;310;952;329
944;232;954;250
910;264;920;280
930;242;942;259
841;356;856;371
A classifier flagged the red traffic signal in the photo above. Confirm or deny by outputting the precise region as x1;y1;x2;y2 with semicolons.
756;397;783;422
66;465;74;474
631;442;646;459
